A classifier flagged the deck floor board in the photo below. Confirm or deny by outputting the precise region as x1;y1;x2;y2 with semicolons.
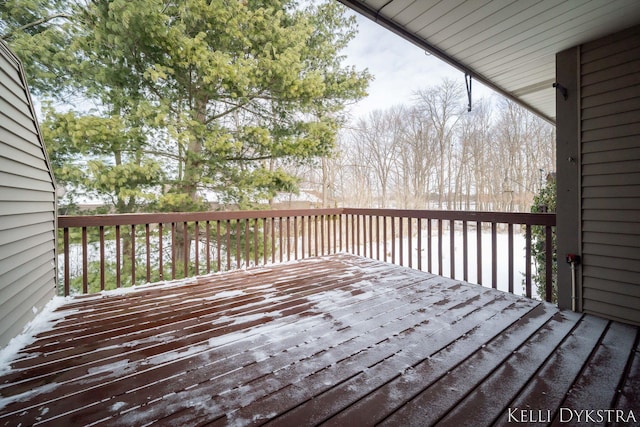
0;253;637;426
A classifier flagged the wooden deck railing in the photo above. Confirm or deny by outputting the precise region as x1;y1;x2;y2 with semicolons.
57;208;556;301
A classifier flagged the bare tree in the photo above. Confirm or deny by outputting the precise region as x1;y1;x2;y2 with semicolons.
349;108;405;207
414;79;466;209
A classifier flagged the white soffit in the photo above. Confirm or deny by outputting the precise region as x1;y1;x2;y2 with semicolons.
338;0;640;123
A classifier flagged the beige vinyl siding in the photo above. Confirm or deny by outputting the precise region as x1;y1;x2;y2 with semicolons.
0;42;56;348
580;25;640;325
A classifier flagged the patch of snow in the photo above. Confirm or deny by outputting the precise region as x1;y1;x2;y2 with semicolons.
0;296;74;375
86;359;134;378
211;290;245;299
0;382;59;411
110;401;127;412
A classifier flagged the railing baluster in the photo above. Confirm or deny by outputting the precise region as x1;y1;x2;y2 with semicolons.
82;226;88;293
427;218;432;273
399;217;403;267
279;217;284;262
287;217;291;261
476;221;482;285
307;215;314;257
320;215;325;256
205;221;210;274
383;216;388;263
437;219;443;275
159;223;164;280
245;219;250;268
116;225;121;287
99;225;105;291
339;214;343;252
450;219;455;279
333;214;337;254
376;215;381;261
63;227;70;296
508;223;514;294
217;220;222;272
263;218;268;265
194;221;199;276
271;217;276;263
183;222;188;278
314;215;319;257
131;224;136;286
391;217;396;264
492;222;497;289
171;222;176;280
294;216;299;260
226;219;231;271
361;215;366;258
462;220;468;281
368;215;372;258
408;217;412;269
254;219;259;267
417;218;422;271
301;216;305;259
545;225;553;302
525;224;532;298
145;223;151;283
236;219;241;269
350;214;355;254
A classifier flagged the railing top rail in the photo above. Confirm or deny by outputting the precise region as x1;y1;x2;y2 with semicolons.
58;207;556;228
58;208;345;227
341;208;556;226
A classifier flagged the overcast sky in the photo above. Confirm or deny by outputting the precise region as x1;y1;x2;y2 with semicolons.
341;10;497;121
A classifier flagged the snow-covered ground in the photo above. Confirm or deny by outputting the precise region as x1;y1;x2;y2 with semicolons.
358;228;540;299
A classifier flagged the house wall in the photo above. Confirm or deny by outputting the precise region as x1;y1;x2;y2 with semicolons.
0;41;57;348
557;25;640;325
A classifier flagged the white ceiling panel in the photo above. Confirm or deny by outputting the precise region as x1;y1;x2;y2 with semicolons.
338;0;640;123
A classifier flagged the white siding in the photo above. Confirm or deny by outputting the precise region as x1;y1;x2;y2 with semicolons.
0;42;56;348
580;25;640;325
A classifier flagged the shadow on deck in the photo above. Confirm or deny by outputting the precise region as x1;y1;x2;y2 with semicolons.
0;254;638;426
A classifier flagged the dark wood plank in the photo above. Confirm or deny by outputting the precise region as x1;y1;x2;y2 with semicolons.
555;320;638;422
613;332;640;424
437;310;582;426
376;303;559;427
493;314;609;427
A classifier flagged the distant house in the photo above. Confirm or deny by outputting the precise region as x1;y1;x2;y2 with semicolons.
0;41;57;348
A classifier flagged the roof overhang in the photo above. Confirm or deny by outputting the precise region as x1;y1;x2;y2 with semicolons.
338;0;640;123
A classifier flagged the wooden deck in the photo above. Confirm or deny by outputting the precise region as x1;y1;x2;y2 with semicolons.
0;254;638;426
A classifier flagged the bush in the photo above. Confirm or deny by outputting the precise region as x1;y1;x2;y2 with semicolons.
529;179;557;302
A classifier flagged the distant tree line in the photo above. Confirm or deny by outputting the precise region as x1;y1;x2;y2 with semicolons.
301;78;556;212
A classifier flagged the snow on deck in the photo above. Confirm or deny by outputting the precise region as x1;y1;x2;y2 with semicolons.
0;254;638;426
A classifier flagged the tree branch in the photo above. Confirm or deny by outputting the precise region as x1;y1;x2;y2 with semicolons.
1;13;72;40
